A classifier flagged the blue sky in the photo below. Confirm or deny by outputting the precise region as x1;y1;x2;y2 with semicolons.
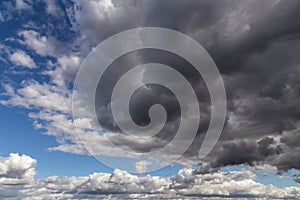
0;0;300;199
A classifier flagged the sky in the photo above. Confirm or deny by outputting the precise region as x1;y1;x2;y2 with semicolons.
0;0;300;199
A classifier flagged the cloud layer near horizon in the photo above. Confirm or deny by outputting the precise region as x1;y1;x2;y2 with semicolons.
0;153;299;199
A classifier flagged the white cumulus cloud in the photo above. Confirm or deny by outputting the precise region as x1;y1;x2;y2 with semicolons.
0;153;36;185
9;50;37;68
0;153;299;199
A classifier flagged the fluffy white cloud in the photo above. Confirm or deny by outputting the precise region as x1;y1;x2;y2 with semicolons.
135;160;151;173
18;30;52;56
0;153;36;185
0;154;299;199
9;50;37;68
1;81;71;113
15;0;31;10
17;30;68;58
46;55;81;87
172;168;299;199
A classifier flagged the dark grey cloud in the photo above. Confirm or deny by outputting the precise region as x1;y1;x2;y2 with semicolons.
88;0;300;172
294;174;300;184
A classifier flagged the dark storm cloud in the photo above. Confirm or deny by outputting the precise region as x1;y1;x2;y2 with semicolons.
89;0;300;171
209;1;300;74
293;174;300;184
143;0;236;31
208;137;283;169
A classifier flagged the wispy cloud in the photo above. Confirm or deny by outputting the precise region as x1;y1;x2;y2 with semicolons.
9;50;36;68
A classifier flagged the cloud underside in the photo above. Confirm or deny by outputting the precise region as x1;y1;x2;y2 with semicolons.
1;0;300;173
0;153;299;199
